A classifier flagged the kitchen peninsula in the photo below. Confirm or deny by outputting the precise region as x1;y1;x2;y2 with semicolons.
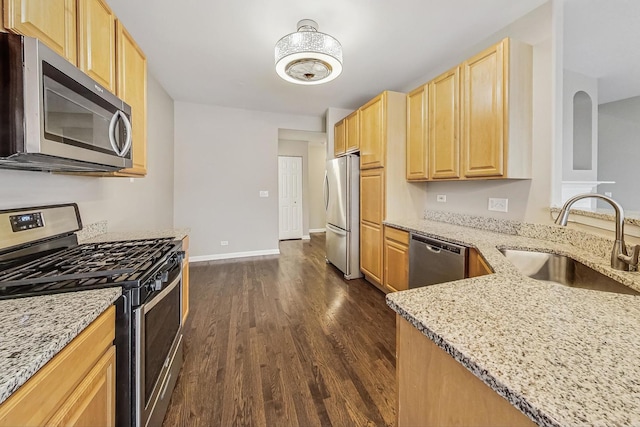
387;215;640;426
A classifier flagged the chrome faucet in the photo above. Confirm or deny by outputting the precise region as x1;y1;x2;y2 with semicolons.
555;193;640;271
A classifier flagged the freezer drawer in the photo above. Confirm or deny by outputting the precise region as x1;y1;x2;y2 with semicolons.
409;233;467;288
326;224;347;274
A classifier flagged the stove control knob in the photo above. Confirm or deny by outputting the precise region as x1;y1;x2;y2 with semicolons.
151;278;163;291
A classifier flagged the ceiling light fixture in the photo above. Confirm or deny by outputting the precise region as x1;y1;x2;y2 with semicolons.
275;19;343;85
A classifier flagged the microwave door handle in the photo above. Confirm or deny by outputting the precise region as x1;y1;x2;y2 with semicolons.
108;110;133;157
121;112;133;156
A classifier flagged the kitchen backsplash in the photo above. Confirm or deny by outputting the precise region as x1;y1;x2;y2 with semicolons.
424;210;629;261
75;221;108;243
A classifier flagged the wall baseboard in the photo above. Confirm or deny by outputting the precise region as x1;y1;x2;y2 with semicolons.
309;228;326;233
302;235;310;240
190;249;280;263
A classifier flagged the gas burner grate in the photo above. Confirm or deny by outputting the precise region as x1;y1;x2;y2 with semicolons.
0;238;176;288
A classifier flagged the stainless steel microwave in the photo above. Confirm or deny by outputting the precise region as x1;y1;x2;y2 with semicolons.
0;33;133;172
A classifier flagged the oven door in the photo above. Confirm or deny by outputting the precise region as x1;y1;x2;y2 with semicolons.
135;268;183;427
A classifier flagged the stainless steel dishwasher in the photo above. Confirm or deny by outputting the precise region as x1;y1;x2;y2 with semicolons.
409;233;468;288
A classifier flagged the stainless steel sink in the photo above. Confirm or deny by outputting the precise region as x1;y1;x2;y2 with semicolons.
499;249;639;295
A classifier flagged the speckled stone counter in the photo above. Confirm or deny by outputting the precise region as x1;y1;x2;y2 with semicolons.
0;288;121;405
385;218;640;427
79;228;189;244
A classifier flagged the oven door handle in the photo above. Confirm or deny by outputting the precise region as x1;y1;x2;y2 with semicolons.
142;271;181;314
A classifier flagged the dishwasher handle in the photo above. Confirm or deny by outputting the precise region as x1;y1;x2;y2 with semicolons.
424;244;441;254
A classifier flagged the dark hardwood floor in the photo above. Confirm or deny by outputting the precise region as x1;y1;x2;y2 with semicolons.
162;233;397;426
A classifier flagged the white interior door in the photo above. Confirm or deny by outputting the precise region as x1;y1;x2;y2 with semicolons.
279;156;303;240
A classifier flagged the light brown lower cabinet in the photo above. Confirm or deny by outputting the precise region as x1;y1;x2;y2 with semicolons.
383;226;409;292
182;235;190;324
396;315;534;427
0;306;116;427
360;168;385;287
468;247;492;278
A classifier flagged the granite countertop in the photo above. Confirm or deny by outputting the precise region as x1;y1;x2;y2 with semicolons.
385;218;640;427
0;288;121;405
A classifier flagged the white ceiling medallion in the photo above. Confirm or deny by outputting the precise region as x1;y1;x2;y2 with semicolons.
275;19;343;85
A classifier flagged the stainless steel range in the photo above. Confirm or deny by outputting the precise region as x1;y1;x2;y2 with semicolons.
0;203;184;427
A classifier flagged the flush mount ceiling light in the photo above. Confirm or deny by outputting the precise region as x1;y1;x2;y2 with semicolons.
275;19;343;85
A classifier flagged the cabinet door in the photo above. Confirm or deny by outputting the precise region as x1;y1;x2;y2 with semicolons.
360;93;385;169
462;40;505;178
47;346;116;427
429;67;460;179
78;0;116;93
334;119;346;157
345;110;360;153
115;21;147;176
360;168;384;225
384;227;409;292
3;0;76;63
361;222;383;286
360;168;384;285
406;85;428;180
3;0;77;63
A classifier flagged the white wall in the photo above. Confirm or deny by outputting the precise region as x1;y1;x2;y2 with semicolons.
597;96;640;211
173;102;323;260
278;139;309;237
308;143;327;231
0;73;175;231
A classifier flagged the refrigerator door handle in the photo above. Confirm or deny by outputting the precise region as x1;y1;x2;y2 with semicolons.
326;223;347;236
323;170;329;211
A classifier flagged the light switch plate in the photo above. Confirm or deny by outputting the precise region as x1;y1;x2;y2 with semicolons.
488;198;508;212
220;240;229;246
259;191;269;198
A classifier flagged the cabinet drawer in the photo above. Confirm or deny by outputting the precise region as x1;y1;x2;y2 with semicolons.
385;226;409;245
0;306;115;426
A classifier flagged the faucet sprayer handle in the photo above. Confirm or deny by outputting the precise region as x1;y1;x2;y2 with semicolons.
618;245;640;271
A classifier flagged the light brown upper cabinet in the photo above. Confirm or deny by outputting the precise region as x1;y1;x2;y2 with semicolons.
78;0;116;93
345;110;360;153
406;85;428;180
334;118;346;157
115;21;147;176
359;93;385;169
406;38;532;181
3;0;77;64
429;66;460;179
462;38;532;179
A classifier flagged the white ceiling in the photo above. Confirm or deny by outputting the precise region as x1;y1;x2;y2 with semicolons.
564;0;640;104
107;0;548;117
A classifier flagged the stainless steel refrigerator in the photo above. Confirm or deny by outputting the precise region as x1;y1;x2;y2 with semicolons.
324;154;362;279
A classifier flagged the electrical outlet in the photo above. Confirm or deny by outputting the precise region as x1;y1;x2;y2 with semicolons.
220;241;229;246
605;192;612;197
436;194;447;203
488;198;508;212
259;191;269;198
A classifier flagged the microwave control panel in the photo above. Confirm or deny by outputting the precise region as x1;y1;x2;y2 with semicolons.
10;212;44;232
